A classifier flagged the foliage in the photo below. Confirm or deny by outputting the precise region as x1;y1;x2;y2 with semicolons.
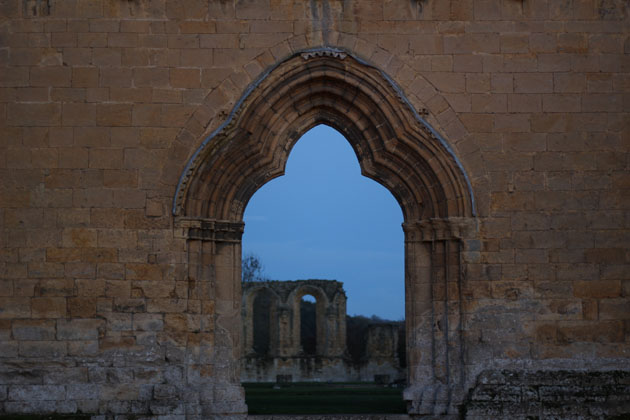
242;253;269;282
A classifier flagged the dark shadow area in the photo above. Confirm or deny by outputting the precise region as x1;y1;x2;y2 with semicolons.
253;289;273;356
244;382;406;415
300;298;316;355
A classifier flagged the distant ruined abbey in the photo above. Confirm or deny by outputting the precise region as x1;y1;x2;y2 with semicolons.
241;280;405;384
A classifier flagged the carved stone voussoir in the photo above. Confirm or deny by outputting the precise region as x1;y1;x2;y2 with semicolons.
301;48;347;60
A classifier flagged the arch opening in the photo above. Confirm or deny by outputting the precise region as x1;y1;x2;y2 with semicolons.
299;294;317;356
243;125;404;320
239;125;406;412
175;49;477;417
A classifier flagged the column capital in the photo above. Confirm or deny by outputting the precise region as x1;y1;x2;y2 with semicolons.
175;217;244;243
403;217;478;242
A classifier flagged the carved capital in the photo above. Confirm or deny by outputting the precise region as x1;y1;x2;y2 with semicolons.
403;217;478;242
175;217;244;243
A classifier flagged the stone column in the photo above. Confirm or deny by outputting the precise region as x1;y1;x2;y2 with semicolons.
324;293;346;357
277;305;294;357
242;289;255;356
403;218;475;416
178;218;247;417
268;298;279;356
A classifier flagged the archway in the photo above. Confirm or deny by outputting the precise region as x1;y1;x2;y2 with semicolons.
173;47;477;416
299;294;317;356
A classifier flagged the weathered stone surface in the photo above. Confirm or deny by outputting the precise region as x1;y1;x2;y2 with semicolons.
0;0;628;417
11;320;56;341
463;370;630;418
8;385;66;401
56;319;104;340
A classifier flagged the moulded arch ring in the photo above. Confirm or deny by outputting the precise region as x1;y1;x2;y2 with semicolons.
173;47;476;223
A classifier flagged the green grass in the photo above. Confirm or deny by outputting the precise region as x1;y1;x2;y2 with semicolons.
0;416;91;420
243;382;407;414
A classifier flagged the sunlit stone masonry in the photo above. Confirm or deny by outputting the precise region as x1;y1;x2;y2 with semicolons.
0;0;628;418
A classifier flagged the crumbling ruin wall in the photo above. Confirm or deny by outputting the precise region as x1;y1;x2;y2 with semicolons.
0;0;628;417
240;280;405;383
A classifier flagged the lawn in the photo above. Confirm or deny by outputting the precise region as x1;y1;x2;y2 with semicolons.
243;382;407;414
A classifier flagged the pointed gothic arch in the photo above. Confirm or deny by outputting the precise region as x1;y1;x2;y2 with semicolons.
174;47;478;416
174;49;474;222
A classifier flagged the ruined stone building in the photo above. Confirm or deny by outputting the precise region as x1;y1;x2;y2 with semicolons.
0;0;629;418
241;280;404;383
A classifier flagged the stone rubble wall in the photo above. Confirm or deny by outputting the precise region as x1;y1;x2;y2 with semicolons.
462;370;630;419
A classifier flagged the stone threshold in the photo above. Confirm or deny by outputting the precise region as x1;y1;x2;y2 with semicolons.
248;415;411;420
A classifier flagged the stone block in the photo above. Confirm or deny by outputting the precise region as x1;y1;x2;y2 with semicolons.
443;34;500;54
100;384;139;401
62;228;97;248
170;69;201;88
96;104;132;127
134;68;169;88
514;73;553;93
88;148;123;169
57;319;104;340
68;340;99;356
153;384;179;400
12;320;55;341
536;299;582;321
4;401;57;413
0;298;31;319
574;280;621;299
557;321;624;343
41;366;87;385
18;341;67;358
31;297;66;318
133;313;164;331
30;67;71;87
61;103;96;126
65;383;99;400
0;341;19;357
113;298;146;313
599;300;630;320
125;263;163;281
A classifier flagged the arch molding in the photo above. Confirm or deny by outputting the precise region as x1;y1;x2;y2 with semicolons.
173;47;478;416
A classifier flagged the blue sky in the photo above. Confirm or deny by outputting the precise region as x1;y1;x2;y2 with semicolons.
242;125;405;320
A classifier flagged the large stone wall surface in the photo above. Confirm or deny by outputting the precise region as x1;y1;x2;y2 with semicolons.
0;0;628;418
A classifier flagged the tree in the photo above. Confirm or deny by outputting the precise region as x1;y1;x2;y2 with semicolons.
242;253;269;282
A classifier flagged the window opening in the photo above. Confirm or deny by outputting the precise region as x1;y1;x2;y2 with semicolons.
300;294;317;355
242;125;405;414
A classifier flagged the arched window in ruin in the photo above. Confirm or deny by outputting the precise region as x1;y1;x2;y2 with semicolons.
252;288;275;356
300;294;317;355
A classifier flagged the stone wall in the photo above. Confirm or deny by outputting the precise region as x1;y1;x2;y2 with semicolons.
0;0;628;417
462;370;630;418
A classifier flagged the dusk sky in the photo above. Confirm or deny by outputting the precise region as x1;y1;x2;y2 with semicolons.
242;125;405;320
